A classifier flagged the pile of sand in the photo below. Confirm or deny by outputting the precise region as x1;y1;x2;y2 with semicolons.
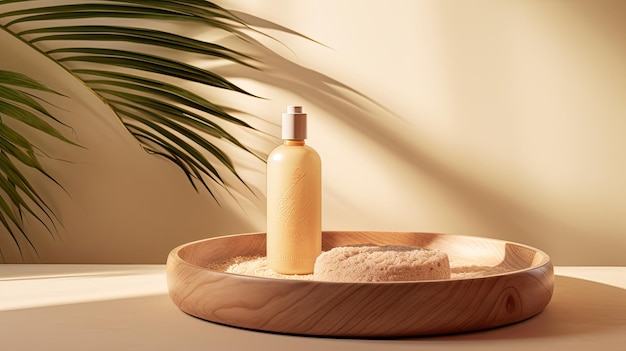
314;245;450;282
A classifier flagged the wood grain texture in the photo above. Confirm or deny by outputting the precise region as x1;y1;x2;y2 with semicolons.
166;231;553;337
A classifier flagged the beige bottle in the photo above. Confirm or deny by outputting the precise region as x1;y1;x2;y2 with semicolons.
267;105;322;274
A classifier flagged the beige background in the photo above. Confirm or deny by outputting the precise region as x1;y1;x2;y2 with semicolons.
0;0;624;265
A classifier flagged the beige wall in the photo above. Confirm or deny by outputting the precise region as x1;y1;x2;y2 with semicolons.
1;0;624;265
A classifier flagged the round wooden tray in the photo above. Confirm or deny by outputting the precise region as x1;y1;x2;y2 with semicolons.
166;231;553;337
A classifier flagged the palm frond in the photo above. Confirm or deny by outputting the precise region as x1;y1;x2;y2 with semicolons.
0;70;70;259
0;1;270;259
0;0;264;197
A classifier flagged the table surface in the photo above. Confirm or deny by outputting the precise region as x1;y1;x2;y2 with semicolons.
1;265;624;351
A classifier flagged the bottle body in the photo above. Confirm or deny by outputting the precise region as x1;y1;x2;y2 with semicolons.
267;140;322;274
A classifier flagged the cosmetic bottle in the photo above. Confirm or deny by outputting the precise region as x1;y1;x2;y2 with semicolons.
267;105;322;274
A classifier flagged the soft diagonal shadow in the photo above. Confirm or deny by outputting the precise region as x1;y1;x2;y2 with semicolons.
1;276;623;350
216;11;564;248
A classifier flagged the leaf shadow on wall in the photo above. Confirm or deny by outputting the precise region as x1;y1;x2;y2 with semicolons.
221;11;568;254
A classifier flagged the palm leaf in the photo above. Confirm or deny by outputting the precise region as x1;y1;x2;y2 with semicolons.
0;70;69;259
1;0;263;195
0;2;248;33
0;1;269;258
23;25;257;67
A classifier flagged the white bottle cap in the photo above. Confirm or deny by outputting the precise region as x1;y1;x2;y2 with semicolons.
282;105;307;140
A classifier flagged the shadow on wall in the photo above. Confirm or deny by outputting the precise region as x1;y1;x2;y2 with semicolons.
226;11;567;256
3;3;621;264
